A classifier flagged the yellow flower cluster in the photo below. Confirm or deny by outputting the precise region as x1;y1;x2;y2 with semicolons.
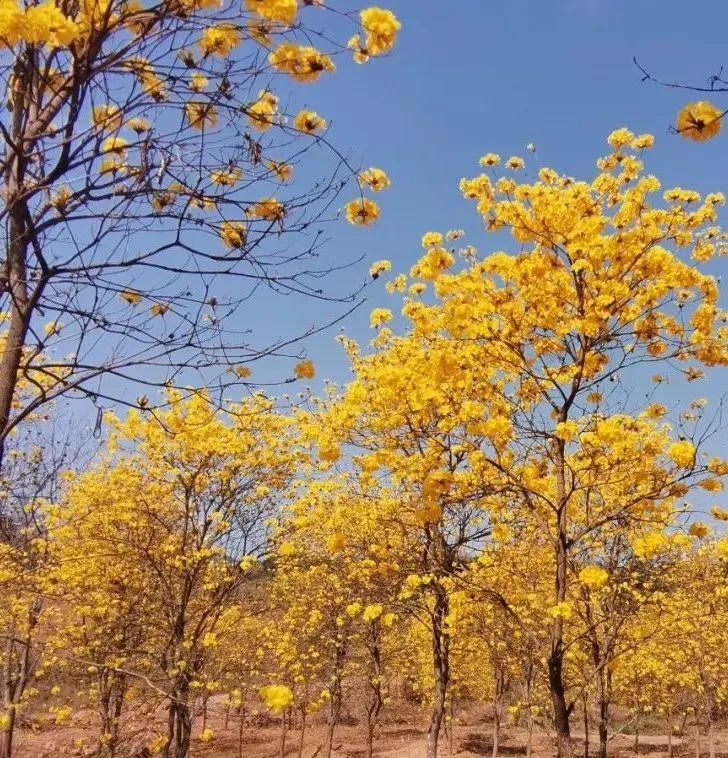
245;0;298;26
259;684;294;712
269;43;335;83
578;565;609;590
676;101;723;142
344;198;380;226
247;90;278;131
294;359;315;380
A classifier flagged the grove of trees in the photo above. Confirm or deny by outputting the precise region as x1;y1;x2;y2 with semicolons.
1;3;728;758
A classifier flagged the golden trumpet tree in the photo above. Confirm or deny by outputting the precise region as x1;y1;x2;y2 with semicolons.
46;390;299;758
0;408;79;758
356;128;728;757
616;535;728;758
304;329;517;758
266;477;401;758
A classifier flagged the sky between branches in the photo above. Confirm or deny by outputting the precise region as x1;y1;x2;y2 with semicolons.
71;0;728;424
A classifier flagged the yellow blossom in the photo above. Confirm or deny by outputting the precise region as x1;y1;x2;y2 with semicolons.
294;359;315;379
676;101;723;142
185;101;218;130
360;7;400;56
198;24;240;57
293;109;326;133
359;167;390;192
344;198;380;226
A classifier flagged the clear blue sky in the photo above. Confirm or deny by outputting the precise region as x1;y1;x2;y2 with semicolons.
251;0;728;397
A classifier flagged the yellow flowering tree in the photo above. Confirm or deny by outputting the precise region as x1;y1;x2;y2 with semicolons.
303;323;517;758
0;412;81;758
265;476;401;758
360;129;727;757
0;0;400;466
47;391;299;758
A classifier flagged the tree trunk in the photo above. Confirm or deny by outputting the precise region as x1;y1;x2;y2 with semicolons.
165;678;192;758
98;669;126;758
693;722;700;758
524;668;535;758
549;437;572;758
596;670;610;758
492;704;500;758
278;712;288;758
237;705;246;758
297;709;306;758
365;625;383;758
200;691;209;734
583;695;589;758
427;585;450;758
526;714;534;758
449;701;455;757
324;708;336;758
0;52;41;470
0;606;38;758
667;721;672;758
0;707;15;758
324;642;345;758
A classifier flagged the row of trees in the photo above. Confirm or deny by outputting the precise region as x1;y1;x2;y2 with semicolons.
0;128;727;758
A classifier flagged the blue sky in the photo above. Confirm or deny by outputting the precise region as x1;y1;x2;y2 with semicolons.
47;1;724;519
243;0;725;405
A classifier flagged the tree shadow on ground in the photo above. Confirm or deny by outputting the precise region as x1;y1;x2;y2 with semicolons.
459;732;527;755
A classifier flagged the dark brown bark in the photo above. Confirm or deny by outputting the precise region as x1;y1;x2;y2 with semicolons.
324;639;346;758
596;672;610;758
237;705;246;758
278;712;288;758
426;584;450;758
165;677;192;758
549;437;572;758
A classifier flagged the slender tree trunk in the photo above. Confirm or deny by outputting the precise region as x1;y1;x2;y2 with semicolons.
707;705;715;758
427;585;450;758
667;721;672;758
0;604;39;758
278;712;288;758
324;702;337;758
237;705;246;758
165;677;192;758
693;722;700;758
582;694;589;758
324;643;345;758
492;702;500;758
550;437;572;758
365;625;383;758
297;709;306;758
98;669;126;758
0;707;15;758
449;700;455;757
526;714;534;758
596;670;610;758
524;668;534;758
0;53;39;470
200;690;209;734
